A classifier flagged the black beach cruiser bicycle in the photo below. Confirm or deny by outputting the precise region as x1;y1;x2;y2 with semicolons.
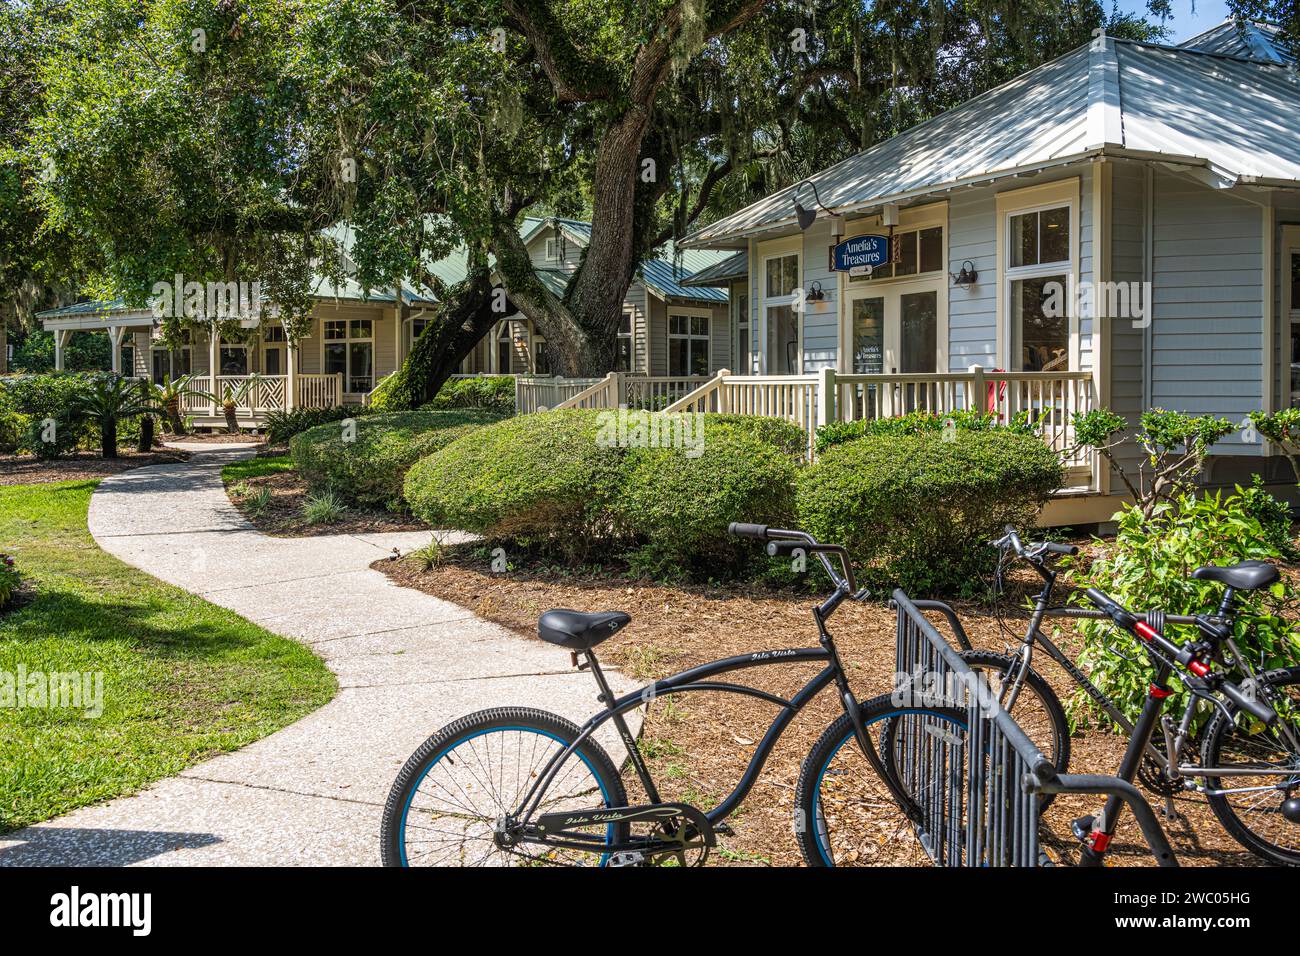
380;523;962;867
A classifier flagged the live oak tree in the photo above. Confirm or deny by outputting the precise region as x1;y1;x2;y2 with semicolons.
13;0;1165;404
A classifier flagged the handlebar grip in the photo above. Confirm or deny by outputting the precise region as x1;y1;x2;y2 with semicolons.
728;522;769;540
1084;587;1120;616
1220;681;1277;726
1044;542;1079;556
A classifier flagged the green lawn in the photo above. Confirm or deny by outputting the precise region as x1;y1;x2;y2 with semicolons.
222;455;295;484
0;480;336;833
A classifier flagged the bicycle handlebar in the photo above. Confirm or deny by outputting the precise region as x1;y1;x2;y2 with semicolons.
991;525;1078;562
728;523;858;595
1083;587;1276;726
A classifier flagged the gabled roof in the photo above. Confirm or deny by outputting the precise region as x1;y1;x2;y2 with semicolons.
682;34;1300;247
1180;18;1294;65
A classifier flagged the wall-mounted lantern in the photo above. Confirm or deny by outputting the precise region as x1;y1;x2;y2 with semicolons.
951;260;979;288
805;280;826;302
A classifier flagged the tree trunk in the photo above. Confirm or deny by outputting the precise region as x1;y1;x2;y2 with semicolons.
137;415;154;452
165;396;185;435
379;267;504;410
101;418;117;459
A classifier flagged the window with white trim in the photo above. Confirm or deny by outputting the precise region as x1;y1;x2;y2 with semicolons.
324;318;374;393
617;310;634;372
1006;204;1071;372
668;313;709;376
763;250;802;374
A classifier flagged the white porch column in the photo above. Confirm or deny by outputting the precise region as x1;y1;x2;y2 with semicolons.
53;330;67;370
815;365;836;427
208;327;220;415
108;326;126;374
285;342;297;410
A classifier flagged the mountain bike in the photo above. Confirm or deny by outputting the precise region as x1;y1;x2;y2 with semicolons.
379;523;962;867
962;528;1300;865
1069;584;1300;866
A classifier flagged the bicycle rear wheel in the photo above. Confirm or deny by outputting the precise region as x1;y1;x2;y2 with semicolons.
380;707;628;867
1201;666;1300;866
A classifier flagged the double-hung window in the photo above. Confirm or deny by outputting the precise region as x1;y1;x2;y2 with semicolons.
617;311;634;372
763;251;801;374
1001;187;1075;372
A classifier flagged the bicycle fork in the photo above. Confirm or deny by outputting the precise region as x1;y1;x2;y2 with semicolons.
1076;662;1172;866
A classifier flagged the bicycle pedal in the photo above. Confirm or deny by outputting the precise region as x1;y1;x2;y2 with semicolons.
713;822;734;836
1070;815;1096;842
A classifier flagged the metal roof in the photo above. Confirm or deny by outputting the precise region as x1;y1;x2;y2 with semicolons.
682;34;1300;247
679;250;748;286
1179;18;1294;65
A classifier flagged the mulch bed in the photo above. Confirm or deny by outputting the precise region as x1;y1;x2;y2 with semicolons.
376;547;1270;868
225;463;427;537
169;431;267;444
0;450;190;486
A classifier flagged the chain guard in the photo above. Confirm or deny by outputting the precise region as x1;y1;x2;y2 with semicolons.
534;801;716;867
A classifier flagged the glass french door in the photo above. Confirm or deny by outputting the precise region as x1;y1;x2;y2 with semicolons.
845;285;940;416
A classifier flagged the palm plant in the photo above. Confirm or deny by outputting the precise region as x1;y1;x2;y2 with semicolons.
219;374;262;434
72;376;155;459
146;374;212;436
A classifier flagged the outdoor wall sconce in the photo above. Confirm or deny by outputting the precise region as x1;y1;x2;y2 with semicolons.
793;179;837;231
805;280;825;302
951;260;978;288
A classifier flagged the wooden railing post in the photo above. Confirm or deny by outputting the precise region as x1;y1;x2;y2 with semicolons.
611;371;626;407
816;366;837;427
969;364;986;414
716;369;731;413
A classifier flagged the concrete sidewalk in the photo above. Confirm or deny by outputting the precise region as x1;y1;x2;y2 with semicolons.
0;445;636;866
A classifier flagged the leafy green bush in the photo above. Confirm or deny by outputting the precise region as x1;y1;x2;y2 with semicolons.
367;372;401;412
814;408;1034;454
290;409;500;508
0;553;19;608
9;329;111;373
1068;492;1300;728
424;376;516;414
264;405;359;445
796;430;1064;595
404;409;624;553
0;385;28;453
1236;476;1297;560
706;414;808;460
3;372;101;458
613;420;799;578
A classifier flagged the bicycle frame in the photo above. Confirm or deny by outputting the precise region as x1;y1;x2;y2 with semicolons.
503;530;914;857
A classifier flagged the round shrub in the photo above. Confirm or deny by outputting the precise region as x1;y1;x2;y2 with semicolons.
424;376;516;414
797;430;1064;595
614;420;798;578
290;409;500;508
404;409;625;550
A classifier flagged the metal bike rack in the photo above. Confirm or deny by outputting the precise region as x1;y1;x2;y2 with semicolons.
891;589;1178;867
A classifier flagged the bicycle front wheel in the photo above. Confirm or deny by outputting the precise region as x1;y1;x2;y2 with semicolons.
381;707;628;867
795;694;968;867
1201;666;1300;866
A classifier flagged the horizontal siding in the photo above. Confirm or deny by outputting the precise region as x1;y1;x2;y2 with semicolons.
947;188;997;371
1150;171;1262;451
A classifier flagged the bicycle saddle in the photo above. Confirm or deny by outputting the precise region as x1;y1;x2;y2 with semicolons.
1190;560;1279;591
538;609;631;650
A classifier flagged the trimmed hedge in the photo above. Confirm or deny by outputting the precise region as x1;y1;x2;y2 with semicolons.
796;430;1064;595
614;420;798;577
264;405;361;445
404;409;625;549
290;409;501;508
814;408;1036;454
404;410;802;573
424;376;516;413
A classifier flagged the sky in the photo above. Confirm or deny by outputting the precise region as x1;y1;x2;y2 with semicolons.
1116;0;1232;42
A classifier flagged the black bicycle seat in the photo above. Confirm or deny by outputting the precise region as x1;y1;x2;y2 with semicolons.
538;609;631;650
1190;560;1280;592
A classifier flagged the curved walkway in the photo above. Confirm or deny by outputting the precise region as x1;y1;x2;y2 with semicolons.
0;445;636;866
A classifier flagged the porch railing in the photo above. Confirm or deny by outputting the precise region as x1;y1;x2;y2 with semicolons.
514;366;1097;483
178;373;343;416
